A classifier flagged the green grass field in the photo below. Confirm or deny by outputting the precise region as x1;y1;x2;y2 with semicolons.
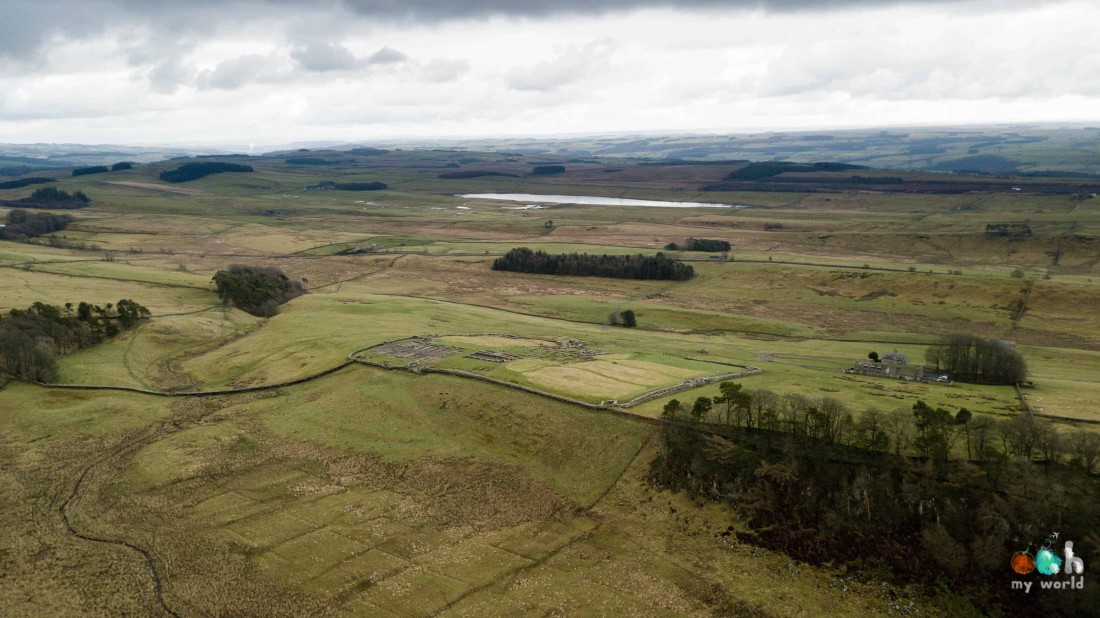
4;147;1100;616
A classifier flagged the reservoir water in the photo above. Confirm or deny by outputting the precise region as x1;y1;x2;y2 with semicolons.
458;193;746;208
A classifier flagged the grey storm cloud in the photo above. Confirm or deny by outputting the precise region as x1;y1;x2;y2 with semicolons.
337;0;982;21
197;55;287;90
290;43;407;73
291;43;364;72
0;0;997;61
366;47;409;66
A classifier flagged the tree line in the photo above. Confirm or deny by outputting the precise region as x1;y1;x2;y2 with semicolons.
530;165;565;175
72;166;109;177
0;299;150;382
213;265;305;317
655;383;1100;616
492;247;695;281
0;177;54;190
1;209;74;241
4;186;91;210
725;161;865;181
925;333;1028;385
159;162;254;183
664;238;730;252
438;171;518;179
661;383;1096;468
331;182;387;191
284;157;338;165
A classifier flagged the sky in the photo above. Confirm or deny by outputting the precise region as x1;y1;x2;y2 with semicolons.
0;0;1097;146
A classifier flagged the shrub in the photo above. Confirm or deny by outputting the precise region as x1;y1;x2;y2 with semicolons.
619;309;637;327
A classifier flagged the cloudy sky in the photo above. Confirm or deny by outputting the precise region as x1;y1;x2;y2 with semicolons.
0;0;1097;146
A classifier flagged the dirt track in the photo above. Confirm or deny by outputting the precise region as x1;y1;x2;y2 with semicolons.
105;181;208;196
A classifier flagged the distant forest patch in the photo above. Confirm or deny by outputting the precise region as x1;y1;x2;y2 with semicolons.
3;186;90;210
850;175;904;184
303;181;388;191
0;209;74;241
159;162;254;183
332;182;388;191
492;247;694;281
438;171;518;179
110;162;134;171
930;155;1019;175
348;147;388;155
72;166;109;177
665;238;730;252
725;161;866;181
0;177;55;190
640;159;750;166
531;165;566;176
285;157;339;165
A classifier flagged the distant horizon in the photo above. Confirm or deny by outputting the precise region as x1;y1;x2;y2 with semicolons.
4;120;1100;153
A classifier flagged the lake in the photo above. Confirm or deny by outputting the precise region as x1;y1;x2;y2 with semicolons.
458;193;747;208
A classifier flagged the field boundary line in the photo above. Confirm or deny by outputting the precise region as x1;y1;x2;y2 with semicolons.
58;423;181;617
14;361;356;397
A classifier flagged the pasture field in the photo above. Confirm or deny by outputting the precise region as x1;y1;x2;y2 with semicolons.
2;147;1100;616
0;372;925;617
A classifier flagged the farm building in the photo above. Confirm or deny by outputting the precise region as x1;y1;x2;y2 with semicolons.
847;350;949;383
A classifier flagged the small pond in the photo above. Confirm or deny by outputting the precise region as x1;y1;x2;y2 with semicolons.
458;193;747;208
